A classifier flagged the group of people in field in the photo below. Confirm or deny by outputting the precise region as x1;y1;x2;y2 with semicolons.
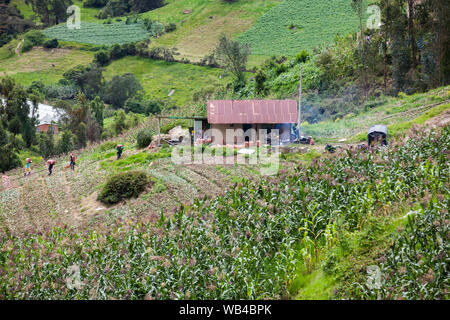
23;144;125;177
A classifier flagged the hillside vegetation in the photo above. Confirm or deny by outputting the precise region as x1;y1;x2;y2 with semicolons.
237;0;368;56
1;121;447;299
144;0;282;62
43;21;150;45
103;56;230;105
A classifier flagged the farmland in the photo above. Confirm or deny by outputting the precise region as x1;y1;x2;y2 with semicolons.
237;0;369;56
143;0;282;63
0;121;448;299
43;22;150;45
0;47;94;86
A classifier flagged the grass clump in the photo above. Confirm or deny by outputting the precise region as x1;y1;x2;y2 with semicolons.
98;170;149;205
136;128;155;149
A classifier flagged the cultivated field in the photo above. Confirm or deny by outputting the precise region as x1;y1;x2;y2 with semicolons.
144;0;282;62
43;22;150;45
237;0;368;56
1;123;447;299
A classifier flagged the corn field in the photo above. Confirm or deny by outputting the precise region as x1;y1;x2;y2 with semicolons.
0;125;448;299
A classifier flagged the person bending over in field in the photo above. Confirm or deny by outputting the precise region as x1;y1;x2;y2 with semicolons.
47;160;55;176
69;153;76;171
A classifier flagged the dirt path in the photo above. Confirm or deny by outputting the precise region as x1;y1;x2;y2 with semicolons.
15;39;24;56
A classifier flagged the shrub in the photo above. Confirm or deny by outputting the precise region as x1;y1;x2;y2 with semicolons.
160;119;189;134
136;128;154;148
21;39;34;53
98;171;148;204
296;50;310;63
25;30;45;46
43;38;58;48
165;23;176;33
98;141;116;151
94;50;111;66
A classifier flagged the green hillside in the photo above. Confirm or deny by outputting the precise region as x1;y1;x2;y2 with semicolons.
0;88;448;299
103;56;231;105
238;0;368;56
144;0;282;62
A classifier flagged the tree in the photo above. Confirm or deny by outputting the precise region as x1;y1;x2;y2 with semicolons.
129;0;164;13
57;130;73;154
113;109;127;134
62;64;105;99
75;122;87;149
104;73;142;109
90;96;105;129
38;131;55;158
0;123;20;172
94;50;111;66
25;0;72;26
214;34;250;90
0;1;35;47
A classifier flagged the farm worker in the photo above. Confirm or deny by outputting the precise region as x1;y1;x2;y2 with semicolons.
116;144;124;160
47;159;55;176
24;158;32;176
69;153;76;171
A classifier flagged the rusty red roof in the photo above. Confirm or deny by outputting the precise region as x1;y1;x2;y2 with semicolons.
207;100;298;124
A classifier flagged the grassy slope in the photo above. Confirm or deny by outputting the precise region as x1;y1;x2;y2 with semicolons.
11;0;101;22
103;56;231;106
302;86;450;141
1;86;448;234
144;0;282;64
0;46;94;86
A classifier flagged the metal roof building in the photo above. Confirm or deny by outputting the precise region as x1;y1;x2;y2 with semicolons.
207;100;298;124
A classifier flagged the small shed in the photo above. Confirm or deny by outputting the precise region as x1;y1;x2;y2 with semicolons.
368;124;387;147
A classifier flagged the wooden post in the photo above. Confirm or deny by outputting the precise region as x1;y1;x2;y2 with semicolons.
298;66;303;135
157;117;161;146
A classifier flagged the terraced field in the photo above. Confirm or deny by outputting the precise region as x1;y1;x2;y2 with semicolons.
238;0;369;56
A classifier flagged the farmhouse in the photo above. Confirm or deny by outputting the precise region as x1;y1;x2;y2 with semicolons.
36;114;59;134
201;100;298;145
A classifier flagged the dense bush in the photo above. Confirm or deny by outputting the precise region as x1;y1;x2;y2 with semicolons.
43;38;58;48
24;30;45;46
21;39;34;53
94;50;111;66
44;84;77;100
136;128;154;148
98;141;117;151
98;171;148;204
160;119;189;134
